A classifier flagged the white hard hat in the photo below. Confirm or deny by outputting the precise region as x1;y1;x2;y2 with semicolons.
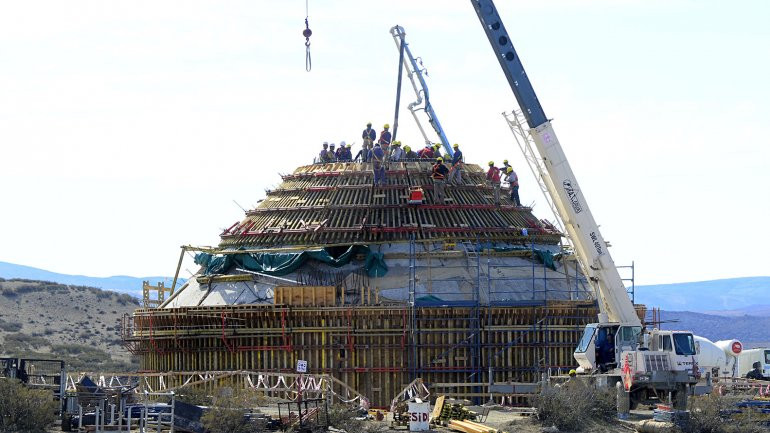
340;141;346;147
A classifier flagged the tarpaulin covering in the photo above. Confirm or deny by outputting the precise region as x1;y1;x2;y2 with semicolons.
194;245;388;277
492;245;557;270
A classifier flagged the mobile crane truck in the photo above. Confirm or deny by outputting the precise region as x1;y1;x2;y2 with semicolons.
470;0;699;411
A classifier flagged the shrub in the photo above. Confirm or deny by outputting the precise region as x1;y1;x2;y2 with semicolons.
530;382;617;431
678;394;768;433
0;379;58;433
0;320;22;332
200;388;266;433
0;288;17;297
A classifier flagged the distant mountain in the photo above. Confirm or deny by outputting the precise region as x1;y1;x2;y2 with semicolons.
658;310;770;348
0;261;184;296
635;277;770;312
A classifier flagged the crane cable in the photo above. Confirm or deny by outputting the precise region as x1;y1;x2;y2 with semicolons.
303;0;312;71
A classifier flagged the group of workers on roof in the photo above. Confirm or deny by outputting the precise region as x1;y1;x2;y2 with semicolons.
315;122;522;207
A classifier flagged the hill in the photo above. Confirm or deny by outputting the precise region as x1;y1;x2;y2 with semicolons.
0;278;139;371
635;276;770;312
0;260;184;297
659;310;770;348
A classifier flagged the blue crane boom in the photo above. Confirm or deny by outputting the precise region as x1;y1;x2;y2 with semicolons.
470;0;548;129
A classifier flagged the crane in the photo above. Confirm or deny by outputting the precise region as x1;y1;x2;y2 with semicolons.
470;0;699;410
390;25;454;158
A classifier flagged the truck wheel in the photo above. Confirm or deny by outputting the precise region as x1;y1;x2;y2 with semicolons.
629;391;641;410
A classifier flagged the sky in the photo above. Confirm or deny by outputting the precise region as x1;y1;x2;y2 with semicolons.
1;0;768;285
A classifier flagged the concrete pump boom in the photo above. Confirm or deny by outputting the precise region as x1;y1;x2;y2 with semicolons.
470;0;640;326
390;25;454;158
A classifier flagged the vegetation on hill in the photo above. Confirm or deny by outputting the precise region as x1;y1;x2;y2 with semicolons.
0;278;140;371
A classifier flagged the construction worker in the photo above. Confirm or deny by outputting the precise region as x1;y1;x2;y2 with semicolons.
319;142;332;163
486;161;501;205
432;143;443;161
501;159;511;173
336;142;352;161
504;166;521;206
327;143;337;162
417;144;434;159
431;157;449;204
390;141;404;161
404;145;418;159
362;122;376;143
335;141;346;160
355;141;371;162
448;143;463;185
371;143;386;186
378;124;392;149
746;361;769;380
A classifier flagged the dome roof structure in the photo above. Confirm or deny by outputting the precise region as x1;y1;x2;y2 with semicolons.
162;160;594;308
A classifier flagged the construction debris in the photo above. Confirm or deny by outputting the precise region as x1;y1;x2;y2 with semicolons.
448;419;503;433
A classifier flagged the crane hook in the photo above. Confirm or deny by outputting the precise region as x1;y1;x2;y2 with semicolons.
303;16;312;71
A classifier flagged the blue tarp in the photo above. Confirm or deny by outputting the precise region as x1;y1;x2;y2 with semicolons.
194;245;388;278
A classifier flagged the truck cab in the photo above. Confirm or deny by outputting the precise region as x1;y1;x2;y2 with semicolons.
574;323;642;372
647;329;698;373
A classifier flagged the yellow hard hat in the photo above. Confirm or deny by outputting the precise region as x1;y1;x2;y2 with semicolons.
384;123;390;129
346;143;351;148
503;159;508;164
506;167;513;173
404;145;411;151
568;369;577;376
367;122;372;126
436;157;443;162
433;143;440;149
394;140;401;146
488;161;494;166
452;143;459;148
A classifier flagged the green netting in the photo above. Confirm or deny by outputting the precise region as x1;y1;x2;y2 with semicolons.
194;245;388;277
492;245;557;270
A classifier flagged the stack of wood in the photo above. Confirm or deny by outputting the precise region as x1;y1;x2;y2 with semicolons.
439;402;477;423
448;419;504;433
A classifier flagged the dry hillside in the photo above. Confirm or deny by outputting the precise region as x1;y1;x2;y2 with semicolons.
0;278;139;371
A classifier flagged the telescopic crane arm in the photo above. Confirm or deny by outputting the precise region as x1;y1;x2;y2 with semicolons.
470;0;640;326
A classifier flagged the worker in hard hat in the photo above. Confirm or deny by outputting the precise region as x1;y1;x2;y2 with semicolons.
336;141;352;162
501;159;511;173
554;369;580;389
486;161;502;205
371;142;386;186
327;143;337;163
418;144;434;159
504;166;521;206
432;143;444;161
355;141;371;162
448;143;464;185
404;145;418;159
390;140;404;161
362;122;376;143
431;157;449;204
319;142;332;163
378;123;392;150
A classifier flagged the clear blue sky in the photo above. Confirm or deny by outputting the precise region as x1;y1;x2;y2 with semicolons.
1;1;768;285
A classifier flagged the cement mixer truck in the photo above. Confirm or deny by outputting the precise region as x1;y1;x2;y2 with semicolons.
694;337;743;378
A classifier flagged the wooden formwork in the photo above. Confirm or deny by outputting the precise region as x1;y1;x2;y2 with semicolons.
125;301;602;407
218;161;561;248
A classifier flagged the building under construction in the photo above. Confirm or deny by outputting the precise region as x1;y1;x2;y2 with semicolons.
122;159;630;407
